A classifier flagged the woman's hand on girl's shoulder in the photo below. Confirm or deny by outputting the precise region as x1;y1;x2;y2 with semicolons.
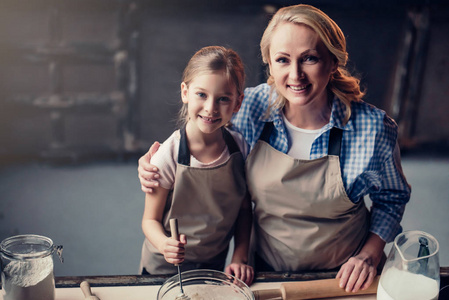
138;142;161;193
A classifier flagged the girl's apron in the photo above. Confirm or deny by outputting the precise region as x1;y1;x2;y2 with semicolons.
141;127;247;274
246;122;369;271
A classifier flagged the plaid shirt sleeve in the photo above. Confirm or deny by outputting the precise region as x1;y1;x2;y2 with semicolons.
364;118;411;243
335;101;411;243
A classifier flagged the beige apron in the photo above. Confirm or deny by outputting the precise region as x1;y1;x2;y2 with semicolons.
246;123;369;271
140;127;247;274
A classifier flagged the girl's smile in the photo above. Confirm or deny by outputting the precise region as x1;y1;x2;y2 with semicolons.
198;115;221;123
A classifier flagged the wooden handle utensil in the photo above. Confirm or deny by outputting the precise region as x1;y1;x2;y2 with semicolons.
169;218;189;299
80;281;101;300
169;218;182;267
253;275;380;300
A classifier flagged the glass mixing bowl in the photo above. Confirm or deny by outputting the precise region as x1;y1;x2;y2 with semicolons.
157;269;254;300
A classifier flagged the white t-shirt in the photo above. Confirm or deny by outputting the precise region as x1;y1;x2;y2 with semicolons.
283;114;324;160
150;128;249;190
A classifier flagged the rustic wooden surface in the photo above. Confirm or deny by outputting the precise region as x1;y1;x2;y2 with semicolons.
53;267;449;289
0;268;447;299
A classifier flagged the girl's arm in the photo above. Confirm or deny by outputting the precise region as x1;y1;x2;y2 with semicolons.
141;187;186;265
225;193;254;285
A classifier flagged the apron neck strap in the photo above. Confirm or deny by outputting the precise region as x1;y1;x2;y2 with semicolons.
259;122;343;157
259;122;274;143
178;126;240;166
178;125;190;165
328;127;343;157
222;127;240;155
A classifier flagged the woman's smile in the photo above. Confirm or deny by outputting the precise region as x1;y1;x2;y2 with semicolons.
288;84;310;92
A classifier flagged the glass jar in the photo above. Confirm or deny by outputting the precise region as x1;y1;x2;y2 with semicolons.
0;234;63;300
377;230;440;300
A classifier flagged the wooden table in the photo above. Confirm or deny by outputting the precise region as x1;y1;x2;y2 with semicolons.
1;268;448;299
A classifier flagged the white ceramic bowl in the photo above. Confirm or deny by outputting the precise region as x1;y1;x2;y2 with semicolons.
157;269;254;300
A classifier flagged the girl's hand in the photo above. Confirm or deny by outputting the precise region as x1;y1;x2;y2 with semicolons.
161;234;187;265
225;262;254;286
138;142;161;193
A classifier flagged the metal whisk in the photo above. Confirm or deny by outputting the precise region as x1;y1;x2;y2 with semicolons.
169;218;190;300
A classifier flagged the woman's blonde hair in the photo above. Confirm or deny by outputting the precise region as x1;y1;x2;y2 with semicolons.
178;46;245;126
260;4;365;123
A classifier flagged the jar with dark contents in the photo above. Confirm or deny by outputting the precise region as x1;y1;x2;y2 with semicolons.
0;234;63;300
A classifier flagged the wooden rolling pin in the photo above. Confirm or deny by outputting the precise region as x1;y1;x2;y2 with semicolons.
253;275;380;300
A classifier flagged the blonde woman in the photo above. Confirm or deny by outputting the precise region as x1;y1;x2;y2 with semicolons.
138;5;410;292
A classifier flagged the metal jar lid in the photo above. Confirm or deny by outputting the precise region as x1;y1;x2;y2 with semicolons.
0;234;63;263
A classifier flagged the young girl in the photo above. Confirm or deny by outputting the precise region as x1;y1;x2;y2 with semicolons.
139;46;254;285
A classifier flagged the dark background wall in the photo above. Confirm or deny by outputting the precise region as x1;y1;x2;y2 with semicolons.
1;0;448;161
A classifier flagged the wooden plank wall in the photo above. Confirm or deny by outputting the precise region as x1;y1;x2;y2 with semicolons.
1;1;448;161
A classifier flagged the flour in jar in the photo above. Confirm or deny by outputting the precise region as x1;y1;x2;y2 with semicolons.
1;255;55;300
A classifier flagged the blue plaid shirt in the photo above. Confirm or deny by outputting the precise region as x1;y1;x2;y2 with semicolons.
231;83;411;243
